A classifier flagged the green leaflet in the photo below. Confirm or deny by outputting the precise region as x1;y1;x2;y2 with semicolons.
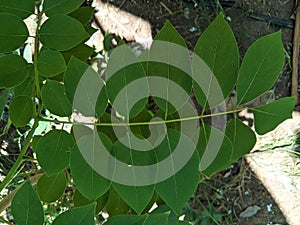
61;43;94;62
68;6;95;35
52;203;96;225
103;212;169;225
36;130;74;176
112;136;155;214
195;124;233;177
0;0;34;19
112;182;154;215
37;172;67;203
106;187;131;216
225;118;256;162
12;181;44;225
41;80;72;117
70;137;111;200
38;49;66;77
43;0;85;17
74;189;109;214
253;97;295;135
0;13;29;53
148;20;192;115
64;57;107;118
0;54;31;88
14;66;35;97
194;13;239;108
237;31;284;105
155;130;199;215
9;96;34;127
39;15;89;51
105;45;148;119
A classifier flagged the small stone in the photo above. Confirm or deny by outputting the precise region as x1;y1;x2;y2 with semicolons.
239;205;261;218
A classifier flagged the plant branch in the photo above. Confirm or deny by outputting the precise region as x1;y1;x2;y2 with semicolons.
0;120;39;193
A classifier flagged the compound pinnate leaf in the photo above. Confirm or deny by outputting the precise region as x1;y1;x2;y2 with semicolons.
0;13;29;53
64;57;107;118
0;0;34;19
195;124;233;177
52;203;96;225
253;97;295;135
0;54;31;88
41;80;72;117
225;118;256;162
37;172;67;203
38;49;66;77
194;13;239;107
39;15;89;51
12;181;44;225
70;136;111;200
36;130;74;176
237;31;284;105
156;130;199;215
43;0;85;17
9;96;34;127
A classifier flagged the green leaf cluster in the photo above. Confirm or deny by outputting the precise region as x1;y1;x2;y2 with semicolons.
0;2;294;224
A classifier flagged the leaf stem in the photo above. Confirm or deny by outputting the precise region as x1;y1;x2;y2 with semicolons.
33;11;42;101
37;107;247;127
0;120;38;193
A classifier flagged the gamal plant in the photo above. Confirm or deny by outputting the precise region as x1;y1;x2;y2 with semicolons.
0;0;295;224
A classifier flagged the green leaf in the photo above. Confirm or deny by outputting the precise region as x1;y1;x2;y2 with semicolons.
11;181;44;225
194;13;239;107
143;212;169;225
38;49;66;77
41;80;72;117
225;118;256;162
70;135;111;200
74;189;109;214
103;215;146;225
43;0;85;17
52;203;95;225
9;96;34;127
36;129;74;176
106;187;131;216
237;31;284;105
0;13;29;53
0;54;31;88
105;45;148;119
148;20;192;115
0;0;34;19
113;182;154;215
252;97;295;135
62;43;94;62
68;6;94;25
195;124;233;177
156;130;199;215
14;66;35;97
37;172;67;203
39;15;89;51
64;57;107;118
